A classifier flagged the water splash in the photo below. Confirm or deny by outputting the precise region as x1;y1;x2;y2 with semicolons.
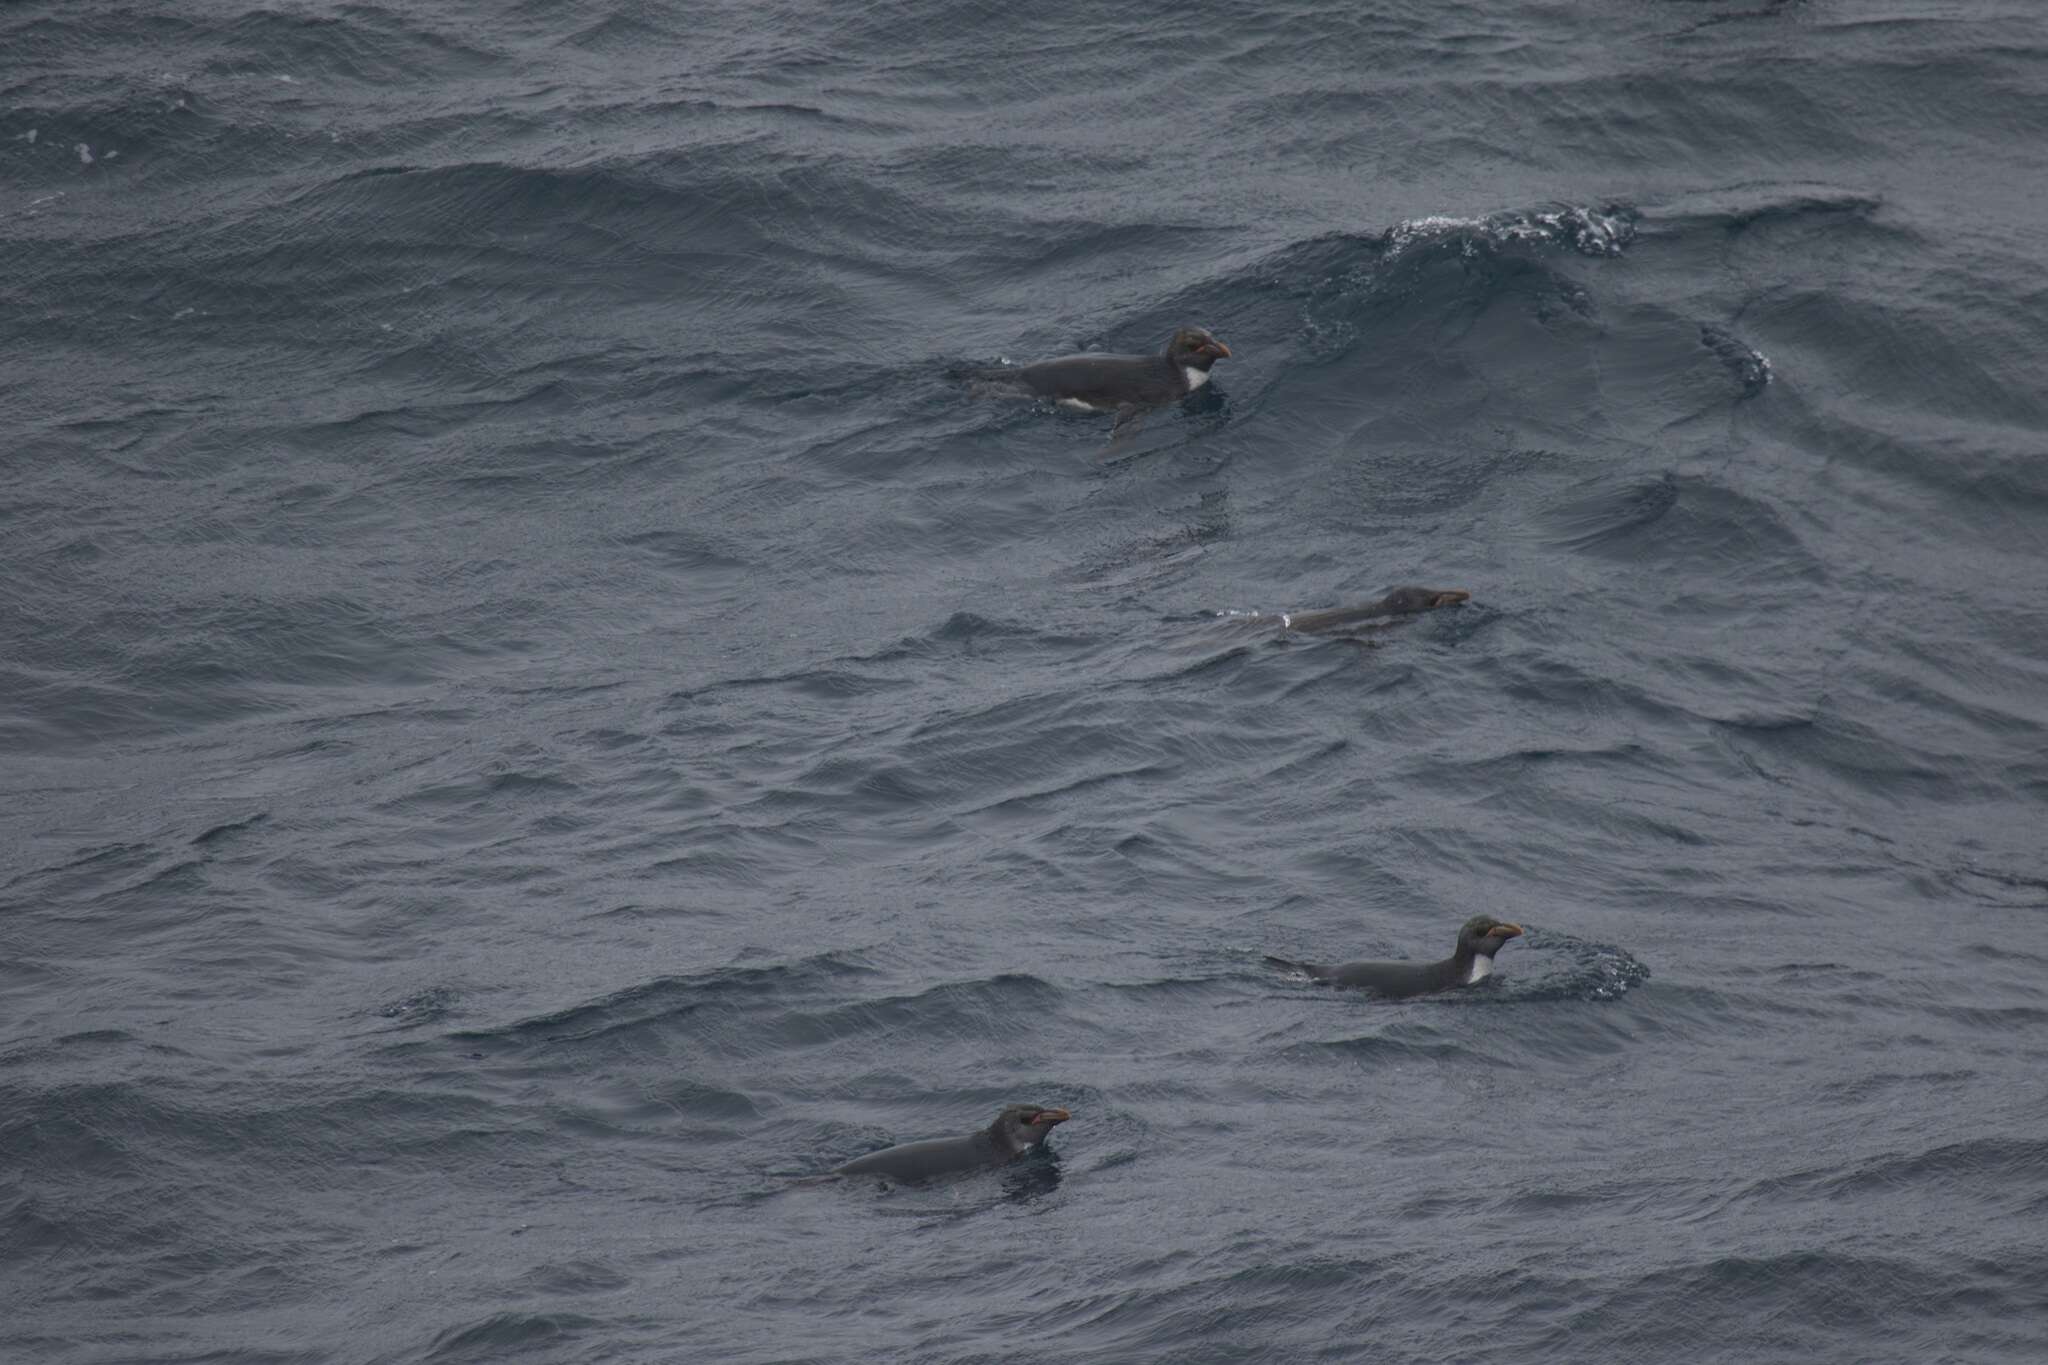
1382;203;1639;260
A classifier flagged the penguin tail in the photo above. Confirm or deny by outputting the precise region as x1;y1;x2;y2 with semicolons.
1265;955;1338;983
950;364;1039;402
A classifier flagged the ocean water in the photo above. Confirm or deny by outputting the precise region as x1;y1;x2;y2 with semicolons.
5;1;2048;1361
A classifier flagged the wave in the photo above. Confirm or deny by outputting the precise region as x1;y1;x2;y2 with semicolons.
444;952;883;1053
1383;204;1640;260
1532;470;1813;574
1500;928;1655;1002
1262;203;1640;365
423;1312;606;1365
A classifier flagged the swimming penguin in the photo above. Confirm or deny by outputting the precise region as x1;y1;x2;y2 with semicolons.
958;326;1231;448
1267;916;1524;998
832;1104;1072;1181
1244;585;1471;635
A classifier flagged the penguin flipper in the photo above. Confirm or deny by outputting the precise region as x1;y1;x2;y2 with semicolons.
1096;404;1150;462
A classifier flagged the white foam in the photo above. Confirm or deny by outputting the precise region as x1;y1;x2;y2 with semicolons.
1382;205;1635;261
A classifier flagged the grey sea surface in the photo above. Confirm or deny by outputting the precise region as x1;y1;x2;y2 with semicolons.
5;1;2048;1362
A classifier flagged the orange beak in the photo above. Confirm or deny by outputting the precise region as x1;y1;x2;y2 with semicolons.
1432;589;1472;608
1211;341;1232;359
1035;1108;1072;1125
1489;923;1524;939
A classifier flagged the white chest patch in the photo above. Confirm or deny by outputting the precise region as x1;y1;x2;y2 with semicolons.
1182;365;1211;393
1463;956;1494;985
1058;397;1107;413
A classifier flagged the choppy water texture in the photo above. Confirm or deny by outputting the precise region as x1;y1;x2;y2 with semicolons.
6;1;2048;1361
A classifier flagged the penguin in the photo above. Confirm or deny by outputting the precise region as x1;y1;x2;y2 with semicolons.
831;1104;1072;1182
959;326;1231;449
1267;916;1524;998
1250;585;1471;634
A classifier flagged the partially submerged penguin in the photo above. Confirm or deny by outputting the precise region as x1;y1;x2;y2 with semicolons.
1268;916;1525;998
1234;585;1471;635
832;1104;1071;1182
958;326;1231;450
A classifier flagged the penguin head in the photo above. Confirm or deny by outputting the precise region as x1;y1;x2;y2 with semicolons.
1380;586;1473;614
1458;915;1524;958
1166;326;1232;370
991;1104;1071;1152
